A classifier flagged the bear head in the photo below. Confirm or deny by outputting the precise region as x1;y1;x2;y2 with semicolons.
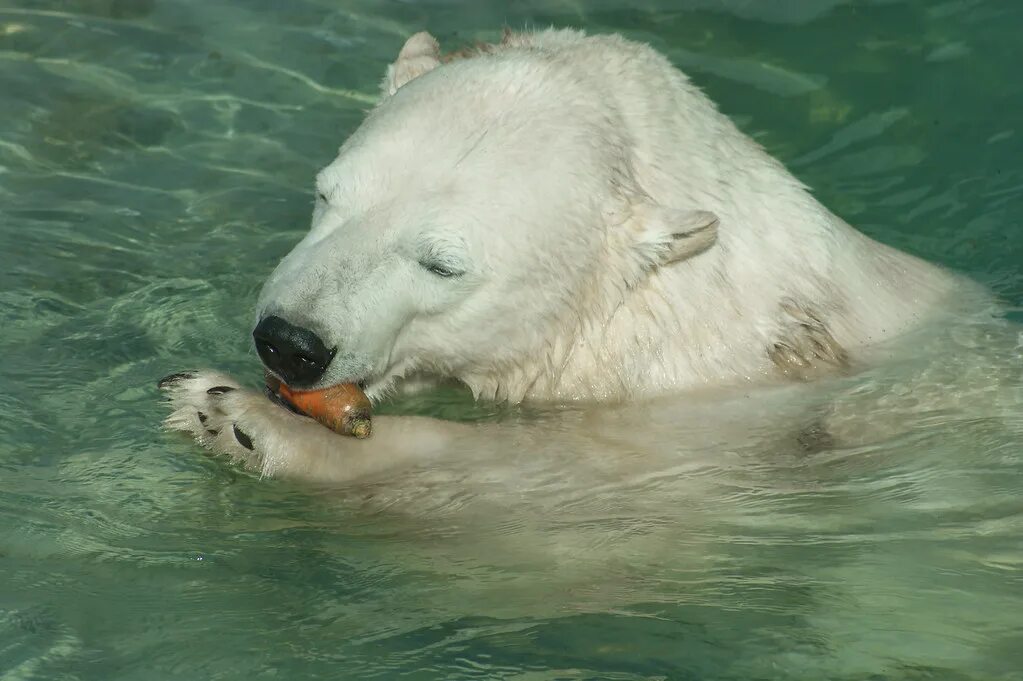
254;32;718;401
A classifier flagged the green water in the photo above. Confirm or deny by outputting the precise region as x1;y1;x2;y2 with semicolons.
2;1;1022;679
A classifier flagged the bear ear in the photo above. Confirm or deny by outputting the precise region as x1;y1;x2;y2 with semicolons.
382;32;442;96
630;203;720;268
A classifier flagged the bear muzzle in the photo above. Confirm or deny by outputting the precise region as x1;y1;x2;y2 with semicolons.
253;315;337;388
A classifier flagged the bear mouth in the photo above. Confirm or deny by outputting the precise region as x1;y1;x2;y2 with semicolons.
263;353;415;409
264;375;370;414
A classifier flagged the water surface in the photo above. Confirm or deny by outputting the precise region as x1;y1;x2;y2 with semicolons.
1;1;1022;679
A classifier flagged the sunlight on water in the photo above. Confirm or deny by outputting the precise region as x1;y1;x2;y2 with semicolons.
1;1;1022;679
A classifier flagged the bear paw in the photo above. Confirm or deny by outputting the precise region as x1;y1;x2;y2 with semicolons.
158;370;276;470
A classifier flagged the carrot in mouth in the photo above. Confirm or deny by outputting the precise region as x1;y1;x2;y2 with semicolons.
265;373;372;439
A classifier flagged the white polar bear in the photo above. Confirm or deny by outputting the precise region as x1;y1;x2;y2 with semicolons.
161;29;991;483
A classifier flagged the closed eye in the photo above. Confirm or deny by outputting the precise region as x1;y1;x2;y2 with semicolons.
317;192;328;203
419;260;463;278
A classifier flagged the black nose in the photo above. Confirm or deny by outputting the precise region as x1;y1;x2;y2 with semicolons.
253;315;335;387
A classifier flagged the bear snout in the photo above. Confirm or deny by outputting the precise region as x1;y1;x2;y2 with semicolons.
253;315;336;387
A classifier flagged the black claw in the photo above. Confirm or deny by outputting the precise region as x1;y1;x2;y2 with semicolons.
206;429;220;437
197;411;208;425
232;425;254;451
207;386;236;396
158;371;196;389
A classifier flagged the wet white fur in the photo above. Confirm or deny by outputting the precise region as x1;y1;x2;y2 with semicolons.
165;28;997;483
256;28;967;405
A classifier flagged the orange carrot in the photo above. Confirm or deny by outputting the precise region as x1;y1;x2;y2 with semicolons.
266;374;372;439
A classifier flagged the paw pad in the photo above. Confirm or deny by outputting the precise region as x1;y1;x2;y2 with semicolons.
232;425;254;451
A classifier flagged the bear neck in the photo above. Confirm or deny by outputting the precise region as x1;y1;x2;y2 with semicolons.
460;245;768;403
460;199;957;405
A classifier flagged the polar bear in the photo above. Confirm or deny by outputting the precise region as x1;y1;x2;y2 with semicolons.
161;29;992;483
